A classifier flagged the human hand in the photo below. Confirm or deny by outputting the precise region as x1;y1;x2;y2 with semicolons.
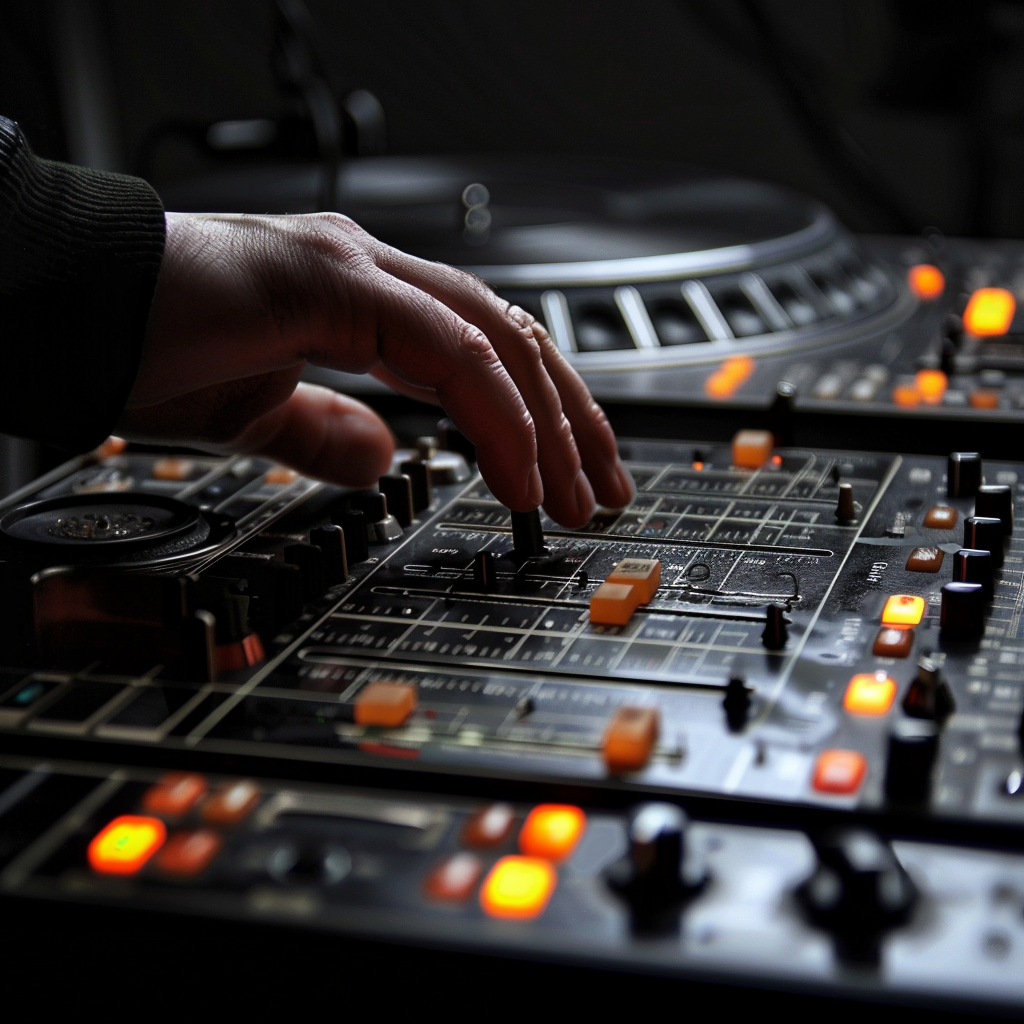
119;212;634;527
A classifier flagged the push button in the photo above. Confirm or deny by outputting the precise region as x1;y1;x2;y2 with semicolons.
602;706;659;773
481;856;556;919
606;558;661;603
155;829;223;878
462;803;515;848
519;804;586;862
843;672;897;716
202;780;260;825
812;749;867;795
265;466;299;485
152;457;195;481
354;681;417;727
923;505;958;529
142;773;208;818
905;547;944;573
964;287;1015;336
881;594;925;627
423;853;483;902
872;627;914;658
914;369;947;404
907;264;945;300
88;815;166;875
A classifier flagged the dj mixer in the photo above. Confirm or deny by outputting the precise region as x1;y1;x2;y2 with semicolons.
0;426;1022;1014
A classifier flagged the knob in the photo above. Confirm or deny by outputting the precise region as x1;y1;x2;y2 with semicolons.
975;483;1013;536
282;541;327;600
399;459;433;513
953;547;994;601
886;718;940;803
940;581;985;639
350;492;402;544
437;417;476;463
797;828;917;951
378;474;414;528
939;334;957;376
942;312;964;346
947;452;982;497
310;525;348;585
266;841;351;885
472;550;497;591
835;482;857;524
216;554;303;632
510;509;545;560
332;508;369;564
769;380;796;446
761;603;789;650
964;515;1004;567
605;803;707;920
722;675;752;732
902;656;955;721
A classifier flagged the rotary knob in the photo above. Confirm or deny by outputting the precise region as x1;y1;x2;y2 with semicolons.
940;581;985;639
964;515;1004;567
947;452;982;498
953;547;994;601
885;718;940;803
975;483;1013;536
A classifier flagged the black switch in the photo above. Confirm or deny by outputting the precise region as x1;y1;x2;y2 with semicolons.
722;675;752;732
473;551;496;591
975;484;1013;536
769;380;796;447
835;482;857;524
333;508;369;564
400;459;433;513
761;603;789;650
378;474;414;528
885;718;940;803
940;581;985;639
964;515;1004;567
947;452;982;498
953;547;993;601
310;525;348;585
283;542;327;600
510;509;545;559
902;656;955;721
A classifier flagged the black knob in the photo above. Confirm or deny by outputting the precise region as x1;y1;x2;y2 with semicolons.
378;475;414;528
798;828;917;943
940;581;985;639
350;491;402;544
510;509;545;560
473;550;497;591
953;547;994;601
835;482;857;524
333;508;369;564
399;459;433;514
964;515;1004;567
902;656;955;721
885;718;940;803
947;452;982;498
605;803;707;915
722;675;752;732
975;484;1013;536
939;335;957;376
769;380;796;447
761;603;789;650
310;525;348;585
942;312;963;346
437;417;476;463
282;541;327;600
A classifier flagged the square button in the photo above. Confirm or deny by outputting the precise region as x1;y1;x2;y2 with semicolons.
882;594;925;626
812;750;867;794
518;804;586;862
872;627;915;658
843;672;897;716
88;815;166;875
923;506;958;529
906;547;944;573
201;780;260;825
155;829;223;878
423;853;483;902
480;856;556;919
142;773;207;818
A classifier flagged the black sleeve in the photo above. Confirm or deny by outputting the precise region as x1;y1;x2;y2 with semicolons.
0;116;166;451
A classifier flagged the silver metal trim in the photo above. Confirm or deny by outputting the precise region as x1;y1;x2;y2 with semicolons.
614;286;659;349
682;280;733;341
463;206;837;287
540;290;577;353
739;272;792;332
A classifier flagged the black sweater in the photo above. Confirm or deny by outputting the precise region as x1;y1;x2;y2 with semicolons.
0;116;165;450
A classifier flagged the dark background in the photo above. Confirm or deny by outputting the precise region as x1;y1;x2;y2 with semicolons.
3;0;1024;238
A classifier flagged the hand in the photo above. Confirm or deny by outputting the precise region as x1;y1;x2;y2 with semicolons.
119;212;634;527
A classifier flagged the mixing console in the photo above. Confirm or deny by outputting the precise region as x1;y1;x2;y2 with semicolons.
0;430;1022;1013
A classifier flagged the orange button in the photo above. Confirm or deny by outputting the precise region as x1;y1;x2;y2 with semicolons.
872;626;915;658
812;749;867;794
843;672;898;716
969;389;1001;410
606;558;662;603
589;581;641;626
354;680;417;727
142;773;207;818
519;804;586;862
915;369;947;405
154;829;223;878
463;803;516;848
705;356;755;399
923;505;958;529
94;436;128;459
265;466;299;485
480;856;556;919
602;706;659;774
906;546;944;573
152;457;195;481
964;287;1016;336
731;429;774;469
907;264;945;300
88;815;166;875
201;780;260;825
882;594;925;626
892;384;921;407
423;852;483;902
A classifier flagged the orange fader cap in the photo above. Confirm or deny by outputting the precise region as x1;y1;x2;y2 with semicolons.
606;558;662;604
602;706;660;773
354;681;417;727
589;581;641;626
732;429;774;469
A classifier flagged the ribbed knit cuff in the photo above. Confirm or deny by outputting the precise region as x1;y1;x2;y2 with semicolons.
0;116;165;451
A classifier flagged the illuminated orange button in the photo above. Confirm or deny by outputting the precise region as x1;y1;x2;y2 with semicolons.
142;772;207;818
589;581;641;626
94;436;127;459
923;505;958;529
812;749;867;794
265;466;299;485
152;457;195;481
88;815;166;875
606;558;662;603
354;680;417;727
915;369;947;405
202;780;260;825
423;852;483;902
907;264;945;300
705;355;755;399
906;546;944;573
969;389;1001;410
843;672;897;716
892;384;921;407
964;287;1016;337
882;594;925;626
602;706;660;774
480;856;556;919
872;626;915;658
519;804;586;862
154;829;223;878
731;428;774;469
463;803;516;848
